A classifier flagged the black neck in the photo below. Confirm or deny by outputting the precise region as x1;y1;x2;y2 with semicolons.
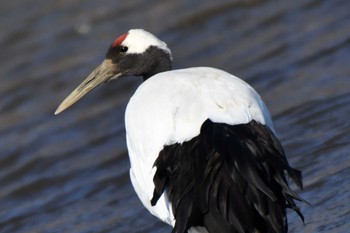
142;47;172;81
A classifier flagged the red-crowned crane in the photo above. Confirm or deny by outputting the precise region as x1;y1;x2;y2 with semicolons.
55;29;305;233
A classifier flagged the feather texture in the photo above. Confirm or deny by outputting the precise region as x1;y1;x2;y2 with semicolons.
125;67;304;231
152;119;304;233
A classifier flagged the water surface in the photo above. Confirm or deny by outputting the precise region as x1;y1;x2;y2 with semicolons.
1;0;349;232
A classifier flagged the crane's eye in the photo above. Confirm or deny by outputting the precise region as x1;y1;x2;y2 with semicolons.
120;46;128;53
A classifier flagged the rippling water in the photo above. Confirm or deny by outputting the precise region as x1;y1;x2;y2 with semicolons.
1;0;349;232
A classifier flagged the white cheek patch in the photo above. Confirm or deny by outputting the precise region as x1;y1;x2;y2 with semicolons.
122;29;171;55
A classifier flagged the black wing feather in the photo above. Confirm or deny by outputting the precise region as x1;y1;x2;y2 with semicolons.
152;119;305;233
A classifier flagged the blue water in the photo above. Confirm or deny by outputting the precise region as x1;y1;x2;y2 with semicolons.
1;0;349;232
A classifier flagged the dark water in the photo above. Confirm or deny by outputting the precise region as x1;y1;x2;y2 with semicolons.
1;0;349;232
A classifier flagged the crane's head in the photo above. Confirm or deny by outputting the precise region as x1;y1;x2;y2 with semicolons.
55;29;172;115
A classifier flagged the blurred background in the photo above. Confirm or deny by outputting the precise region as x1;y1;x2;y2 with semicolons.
0;0;349;232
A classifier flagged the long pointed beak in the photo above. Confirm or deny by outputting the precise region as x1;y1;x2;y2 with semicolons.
55;59;120;115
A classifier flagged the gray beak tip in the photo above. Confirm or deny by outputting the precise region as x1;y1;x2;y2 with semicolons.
54;108;61;115
54;101;69;115
54;59;117;116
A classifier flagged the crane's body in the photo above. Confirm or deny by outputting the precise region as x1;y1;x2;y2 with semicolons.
126;67;272;223
56;29;304;233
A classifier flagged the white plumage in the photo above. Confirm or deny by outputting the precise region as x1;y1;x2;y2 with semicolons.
56;29;304;233
126;67;273;225
122;29;171;55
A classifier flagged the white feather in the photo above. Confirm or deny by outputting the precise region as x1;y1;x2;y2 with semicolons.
122;29;171;55
125;67;274;226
